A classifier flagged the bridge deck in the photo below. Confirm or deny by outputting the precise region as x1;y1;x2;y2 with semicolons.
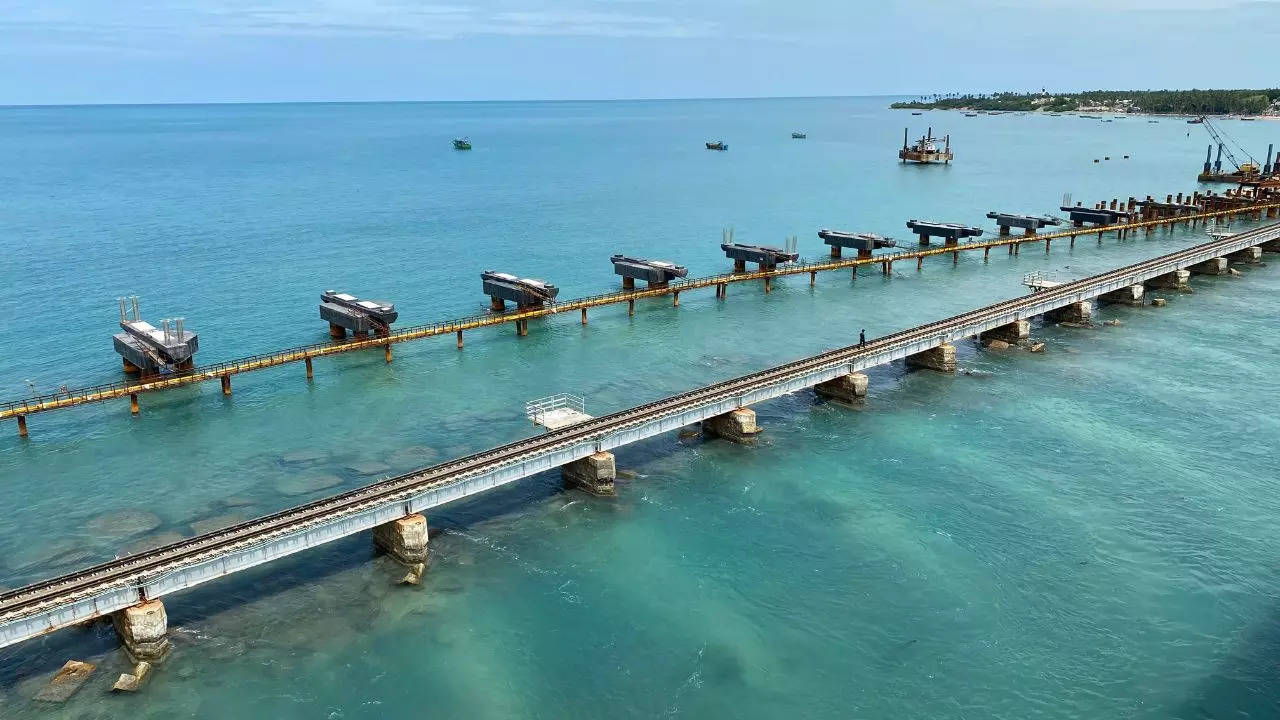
4;203;1276;426
2;220;1278;651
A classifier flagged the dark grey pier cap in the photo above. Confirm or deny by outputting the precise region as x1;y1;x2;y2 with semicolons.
610;255;689;283
817;230;897;251
720;243;800;266
481;270;560;305
985;212;1063;230
905;220;984;239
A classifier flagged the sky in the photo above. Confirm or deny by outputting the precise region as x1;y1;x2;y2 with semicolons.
1;0;1279;105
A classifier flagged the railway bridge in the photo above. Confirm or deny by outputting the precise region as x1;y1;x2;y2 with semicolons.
2;221;1280;661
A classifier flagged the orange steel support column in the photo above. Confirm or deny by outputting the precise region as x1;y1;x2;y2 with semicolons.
456;330;463;349
384;344;393;363
809;271;816;286
952;250;958;266
305;356;314;379
130;393;139;415
629;299;636;315
917;256;923;270
581;308;587;325
17;416;27;438
673;291;680;307
764;277;771;293
984;246;990;262
220;374;231;395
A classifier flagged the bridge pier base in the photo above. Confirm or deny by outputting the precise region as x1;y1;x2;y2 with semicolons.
562;451;616;496
374;513;429;569
112;600;169;663
1046;301;1092;324
1228;247;1262;264
1188;258;1228;276
1100;285;1145;305
814;373;868;403
17;415;27;438
906;344;956;373
1146;269;1191;291
703;408;760;443
980;320;1029;345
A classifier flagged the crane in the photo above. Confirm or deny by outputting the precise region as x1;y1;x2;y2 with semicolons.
1196;115;1258;177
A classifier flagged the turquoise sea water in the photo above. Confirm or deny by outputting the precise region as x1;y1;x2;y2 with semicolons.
2;98;1280;718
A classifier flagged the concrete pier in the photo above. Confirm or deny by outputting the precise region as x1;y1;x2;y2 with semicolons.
1046;300;1092;324
1099;284;1145;305
112;600;169;662
373;513;428;565
906;344;956;372
1227;247;1262;264
1188;257;1228;276
980;320;1029;344
703;407;760;443
1146;269;1191;290
814;372;868;402
562;451;616;495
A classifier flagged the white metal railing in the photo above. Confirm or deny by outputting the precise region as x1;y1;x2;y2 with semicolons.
525;393;585;425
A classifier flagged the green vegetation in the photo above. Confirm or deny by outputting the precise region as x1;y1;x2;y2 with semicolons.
891;89;1280;115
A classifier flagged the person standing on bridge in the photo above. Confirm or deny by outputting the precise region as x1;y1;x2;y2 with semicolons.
859;329;866;346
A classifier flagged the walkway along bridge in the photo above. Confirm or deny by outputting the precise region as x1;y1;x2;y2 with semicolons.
3;220;1279;658
5;198;1280;437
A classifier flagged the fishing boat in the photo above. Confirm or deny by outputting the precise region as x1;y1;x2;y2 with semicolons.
452;137;472;150
964;113;978;117
706;141;728;151
911;112;923;116
791;132;807;139
1187;118;1203;124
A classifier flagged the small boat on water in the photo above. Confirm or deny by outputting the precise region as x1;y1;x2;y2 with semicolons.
911;111;923;116
453;137;472;150
1187;118;1203;124
1148;120;1160;123
964;113;978;117
791;132;807;139
706;140;728;151
1241;117;1257;121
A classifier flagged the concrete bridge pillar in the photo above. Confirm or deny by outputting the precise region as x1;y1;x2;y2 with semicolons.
703;407;760;443
980;320;1029;345
112;600;169;663
1145;269;1191;291
1228;247;1262;264
1188;258;1228;276
1046;301;1092;324
1100;285;1144;305
562;451;616;496
814;373;868;403
906;344;956;373
374;513;429;566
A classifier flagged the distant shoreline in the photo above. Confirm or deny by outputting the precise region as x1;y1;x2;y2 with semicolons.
891;89;1280;117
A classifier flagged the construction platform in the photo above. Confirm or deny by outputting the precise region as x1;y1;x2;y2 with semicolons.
319;291;397;338
905;220;983;245
899;127;952;164
526;393;592;430
986;212;1062;235
113;297;198;376
482;271;559;310
611;255;688;288
818;230;897;258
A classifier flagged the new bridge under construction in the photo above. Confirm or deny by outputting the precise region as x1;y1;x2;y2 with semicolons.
4;188;1279;438
3;219;1280;663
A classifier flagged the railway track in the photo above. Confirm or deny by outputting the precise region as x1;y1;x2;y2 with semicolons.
2;221;1276;628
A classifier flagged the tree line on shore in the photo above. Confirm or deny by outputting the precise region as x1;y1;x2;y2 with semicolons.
891;89;1280;115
